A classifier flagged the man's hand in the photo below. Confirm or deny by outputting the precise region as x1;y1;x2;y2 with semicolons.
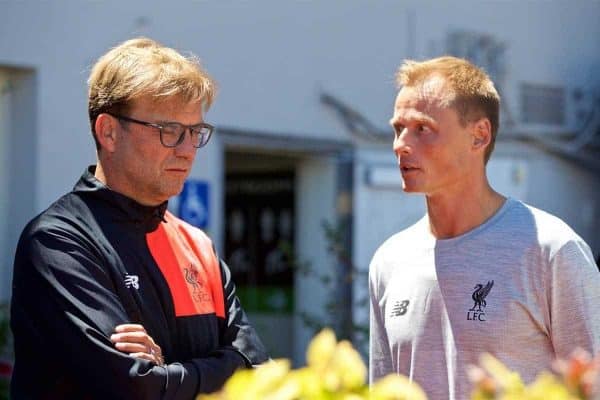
111;324;165;366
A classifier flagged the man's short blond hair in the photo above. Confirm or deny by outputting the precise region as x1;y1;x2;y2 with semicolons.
396;56;500;163
88;37;216;149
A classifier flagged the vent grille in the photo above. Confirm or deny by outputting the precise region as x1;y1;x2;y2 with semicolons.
521;83;565;125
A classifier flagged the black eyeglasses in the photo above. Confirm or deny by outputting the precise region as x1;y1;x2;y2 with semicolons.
109;113;214;148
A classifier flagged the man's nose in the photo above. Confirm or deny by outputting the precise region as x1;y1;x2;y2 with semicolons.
175;128;197;158
393;129;412;155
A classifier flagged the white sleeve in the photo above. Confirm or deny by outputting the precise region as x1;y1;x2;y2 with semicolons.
549;238;600;359
369;259;394;384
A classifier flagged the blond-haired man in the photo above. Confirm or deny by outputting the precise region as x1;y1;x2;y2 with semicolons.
11;38;267;399
368;56;600;399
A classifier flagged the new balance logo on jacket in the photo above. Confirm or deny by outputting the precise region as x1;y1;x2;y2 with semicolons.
124;274;139;290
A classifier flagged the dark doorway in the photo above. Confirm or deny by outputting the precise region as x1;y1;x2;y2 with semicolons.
225;172;295;312
224;152;297;358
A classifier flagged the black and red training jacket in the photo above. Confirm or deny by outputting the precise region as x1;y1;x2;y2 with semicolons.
10;166;268;399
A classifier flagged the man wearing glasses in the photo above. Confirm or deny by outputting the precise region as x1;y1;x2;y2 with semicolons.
10;38;268;399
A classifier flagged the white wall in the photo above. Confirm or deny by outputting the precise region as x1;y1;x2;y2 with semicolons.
294;155;337;365
1;1;599;212
523;147;600;253
0;68;37;302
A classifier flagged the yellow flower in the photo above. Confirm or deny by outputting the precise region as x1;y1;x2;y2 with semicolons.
306;328;337;373
286;368;324;398
369;374;427;400
478;353;524;393
215;359;292;400
199;329;430;400
524;373;578;400
329;340;367;391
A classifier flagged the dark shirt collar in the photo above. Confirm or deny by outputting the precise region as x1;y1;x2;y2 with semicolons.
73;165;168;231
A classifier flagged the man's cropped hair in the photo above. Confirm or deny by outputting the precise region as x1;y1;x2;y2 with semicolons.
88;37;216;149
396;56;500;163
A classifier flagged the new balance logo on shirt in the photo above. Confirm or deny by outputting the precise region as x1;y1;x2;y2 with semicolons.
390;300;410;317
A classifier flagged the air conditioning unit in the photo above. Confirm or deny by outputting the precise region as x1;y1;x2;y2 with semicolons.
520;83;566;126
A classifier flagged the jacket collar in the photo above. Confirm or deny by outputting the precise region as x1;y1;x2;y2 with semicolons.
73;165;168;231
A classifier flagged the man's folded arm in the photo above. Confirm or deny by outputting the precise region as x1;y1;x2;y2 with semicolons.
12;227;200;399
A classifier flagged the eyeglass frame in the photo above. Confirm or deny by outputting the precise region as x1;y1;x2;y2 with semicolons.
107;113;214;148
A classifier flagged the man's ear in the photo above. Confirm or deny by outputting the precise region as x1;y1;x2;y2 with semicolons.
471;118;492;151
94;114;118;153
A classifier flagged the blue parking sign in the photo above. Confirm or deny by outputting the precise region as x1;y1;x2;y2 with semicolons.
178;180;209;229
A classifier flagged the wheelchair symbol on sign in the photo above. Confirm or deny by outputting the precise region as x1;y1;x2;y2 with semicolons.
179;181;209;229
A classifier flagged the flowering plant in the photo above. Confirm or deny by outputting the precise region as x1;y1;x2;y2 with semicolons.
198;328;426;400
200;329;600;400
469;349;600;400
